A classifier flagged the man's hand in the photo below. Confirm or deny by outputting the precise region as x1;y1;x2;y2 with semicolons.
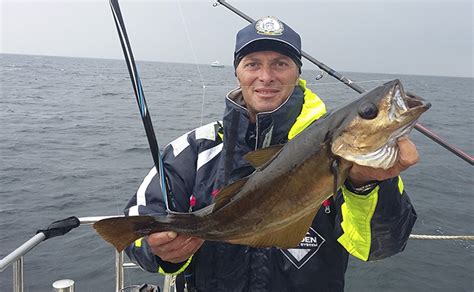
146;231;204;263
348;137;419;187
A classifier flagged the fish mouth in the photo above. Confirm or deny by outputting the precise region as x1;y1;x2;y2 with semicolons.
389;81;431;122
387;81;431;142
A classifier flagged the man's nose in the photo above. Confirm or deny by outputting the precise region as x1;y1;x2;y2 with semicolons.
258;65;274;84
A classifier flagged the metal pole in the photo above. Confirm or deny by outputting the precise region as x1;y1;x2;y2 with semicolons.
0;217;117;273
79;215;123;226
115;251;124;292
12;257;23;292
0;233;46;272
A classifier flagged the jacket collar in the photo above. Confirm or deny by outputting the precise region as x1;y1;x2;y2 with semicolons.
216;85;303;185
224;85;304;149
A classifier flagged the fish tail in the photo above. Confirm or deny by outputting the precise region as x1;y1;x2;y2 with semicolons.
93;215;161;252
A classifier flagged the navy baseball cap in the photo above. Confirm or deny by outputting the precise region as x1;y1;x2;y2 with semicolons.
234;16;302;69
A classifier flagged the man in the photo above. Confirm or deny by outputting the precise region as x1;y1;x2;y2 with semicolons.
125;16;418;291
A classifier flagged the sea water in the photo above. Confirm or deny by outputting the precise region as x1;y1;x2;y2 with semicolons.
1;54;472;291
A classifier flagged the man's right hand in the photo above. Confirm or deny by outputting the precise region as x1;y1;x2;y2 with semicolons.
146;231;204;263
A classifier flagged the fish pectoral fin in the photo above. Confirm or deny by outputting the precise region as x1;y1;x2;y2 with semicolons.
213;177;248;211
93;215;157;252
243;144;284;169
228;209;317;249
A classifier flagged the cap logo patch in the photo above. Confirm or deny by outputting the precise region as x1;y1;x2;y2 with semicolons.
255;16;284;35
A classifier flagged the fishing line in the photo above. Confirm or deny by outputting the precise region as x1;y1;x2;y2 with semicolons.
92;57;124;218
191;77;393;90
176;0;208;126
305;78;394;87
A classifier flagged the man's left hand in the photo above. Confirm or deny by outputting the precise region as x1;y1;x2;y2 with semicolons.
348;137;419;187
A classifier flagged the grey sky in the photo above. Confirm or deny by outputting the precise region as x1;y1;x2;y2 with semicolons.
1;0;472;77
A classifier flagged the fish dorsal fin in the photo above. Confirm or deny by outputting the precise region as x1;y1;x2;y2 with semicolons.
213;177;248;211
227;206;319;249
244;144;284;169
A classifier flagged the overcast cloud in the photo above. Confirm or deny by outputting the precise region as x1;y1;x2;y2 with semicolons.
1;0;472;77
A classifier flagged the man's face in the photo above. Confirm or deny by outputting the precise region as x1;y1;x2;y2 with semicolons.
236;50;299;122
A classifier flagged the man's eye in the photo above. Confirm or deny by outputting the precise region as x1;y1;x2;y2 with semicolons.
276;62;288;67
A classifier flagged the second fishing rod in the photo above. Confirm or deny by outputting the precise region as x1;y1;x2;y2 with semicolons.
215;0;473;166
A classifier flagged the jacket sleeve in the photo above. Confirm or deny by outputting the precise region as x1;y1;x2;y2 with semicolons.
334;176;417;261
123;131;199;274
123;122;223;274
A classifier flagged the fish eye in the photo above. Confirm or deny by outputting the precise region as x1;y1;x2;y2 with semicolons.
358;102;378;119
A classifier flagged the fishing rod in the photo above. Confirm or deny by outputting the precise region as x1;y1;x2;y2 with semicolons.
215;0;473;166
109;0;173;209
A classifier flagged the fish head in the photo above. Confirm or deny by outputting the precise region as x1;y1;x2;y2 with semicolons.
331;79;431;169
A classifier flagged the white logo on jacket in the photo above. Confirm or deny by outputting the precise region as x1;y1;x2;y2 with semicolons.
280;227;326;269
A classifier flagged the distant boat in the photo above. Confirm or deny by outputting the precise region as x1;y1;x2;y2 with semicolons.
211;61;224;68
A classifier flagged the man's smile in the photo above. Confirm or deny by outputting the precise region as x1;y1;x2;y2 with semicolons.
255;87;280;98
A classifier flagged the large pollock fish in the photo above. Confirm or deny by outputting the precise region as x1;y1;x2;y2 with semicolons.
93;79;430;252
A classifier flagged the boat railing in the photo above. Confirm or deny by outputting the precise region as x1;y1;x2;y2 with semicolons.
2;216;473;292
0;216;176;292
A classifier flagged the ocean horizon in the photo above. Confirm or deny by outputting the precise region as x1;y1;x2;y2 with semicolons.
3;52;472;79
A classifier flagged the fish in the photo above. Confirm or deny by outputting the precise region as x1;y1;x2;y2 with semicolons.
93;79;430;252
